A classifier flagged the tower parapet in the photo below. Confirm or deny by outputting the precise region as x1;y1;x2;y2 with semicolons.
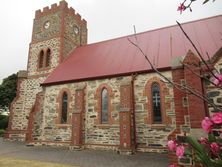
35;0;86;26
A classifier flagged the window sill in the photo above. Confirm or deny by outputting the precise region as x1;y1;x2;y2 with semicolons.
37;66;51;72
56;124;72;128
151;124;166;130
96;124;119;129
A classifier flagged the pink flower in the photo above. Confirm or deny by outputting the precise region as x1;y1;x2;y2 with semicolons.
176;146;185;158
167;140;176;151
210;142;220;156
198;137;208;145
177;3;186;14
169;164;176;167
212;112;222;124
201;117;213;133
213;74;222;86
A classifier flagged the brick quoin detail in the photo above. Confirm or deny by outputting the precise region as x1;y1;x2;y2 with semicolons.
172;68;187;133
26;92;44;142
143;77;170;125
184;51;206;128
169;51;207;166
55;88;72;125
71;89;84;146
94;83;115;125
119;84;134;151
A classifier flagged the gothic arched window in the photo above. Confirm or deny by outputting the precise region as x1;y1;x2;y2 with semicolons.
151;83;162;123
38;50;44;68
61;92;68;124
101;88;108;123
45;48;51;67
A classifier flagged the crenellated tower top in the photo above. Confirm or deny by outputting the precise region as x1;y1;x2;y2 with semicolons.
35;0;87;26
29;0;88;75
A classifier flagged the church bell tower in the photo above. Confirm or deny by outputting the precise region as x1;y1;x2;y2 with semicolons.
6;0;87;141
30;0;87;76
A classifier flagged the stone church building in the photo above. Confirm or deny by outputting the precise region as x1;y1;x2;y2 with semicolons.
5;0;222;154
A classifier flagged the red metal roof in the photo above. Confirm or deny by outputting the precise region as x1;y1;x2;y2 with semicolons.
43;15;222;85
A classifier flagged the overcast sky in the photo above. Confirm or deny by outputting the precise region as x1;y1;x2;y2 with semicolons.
0;0;221;83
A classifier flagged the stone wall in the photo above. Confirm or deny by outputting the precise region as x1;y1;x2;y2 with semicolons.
63;13;87;59
134;72;176;152
27;38;61;76
207;57;222;114
41;83;83;142
32;11;61;41
38;72;176;151
10;79;27;130
18;77;46;130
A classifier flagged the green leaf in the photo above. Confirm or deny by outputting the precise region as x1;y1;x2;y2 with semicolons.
208;133;216;142
186;136;212;166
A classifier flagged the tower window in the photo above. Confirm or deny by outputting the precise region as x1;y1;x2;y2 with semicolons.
101;88;108;123
45;48;51;67
61;92;68;124
38;50;44;68
151;83;162;123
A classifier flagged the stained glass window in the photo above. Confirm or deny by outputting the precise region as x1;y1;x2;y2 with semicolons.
61;92;68;124
152;83;162;123
101;88;108;123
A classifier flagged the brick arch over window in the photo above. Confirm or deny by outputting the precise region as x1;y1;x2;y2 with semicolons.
143;77;170;124
94;84;115;125
56;88;72;125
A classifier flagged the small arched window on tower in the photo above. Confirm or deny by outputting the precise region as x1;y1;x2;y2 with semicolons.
45;48;51;67
38;50;44;69
151;83;162;123
61;92;68;124
101;88;108;123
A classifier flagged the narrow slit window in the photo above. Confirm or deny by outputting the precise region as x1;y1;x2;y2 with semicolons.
45;48;51;67
38;50;44;68
152;83;162;123
101;88;108;123
61;92;68;124
182;97;189;107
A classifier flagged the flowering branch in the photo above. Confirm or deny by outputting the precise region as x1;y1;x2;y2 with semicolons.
178;0;216;14
176;21;220;81
128;31;222;111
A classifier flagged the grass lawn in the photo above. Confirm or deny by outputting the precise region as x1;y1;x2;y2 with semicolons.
0;157;78;167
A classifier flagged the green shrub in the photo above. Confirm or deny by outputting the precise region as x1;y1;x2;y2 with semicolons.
0;115;9;129
0;129;5;137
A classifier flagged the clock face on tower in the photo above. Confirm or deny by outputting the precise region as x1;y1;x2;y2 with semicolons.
33;12;61;41
73;25;79;35
44;21;50;29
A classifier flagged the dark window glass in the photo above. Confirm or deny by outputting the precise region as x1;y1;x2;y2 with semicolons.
45;49;51;67
152;83;162;123
61;92;68;124
101;88;108;123
38;50;44;68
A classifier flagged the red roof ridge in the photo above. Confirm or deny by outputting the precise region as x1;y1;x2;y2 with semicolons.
80;14;222;48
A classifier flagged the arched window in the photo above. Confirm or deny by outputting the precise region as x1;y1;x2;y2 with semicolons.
61;92;68;124
101;88;108;123
45;48;51;67
38;50;44;68
152;83;162;123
